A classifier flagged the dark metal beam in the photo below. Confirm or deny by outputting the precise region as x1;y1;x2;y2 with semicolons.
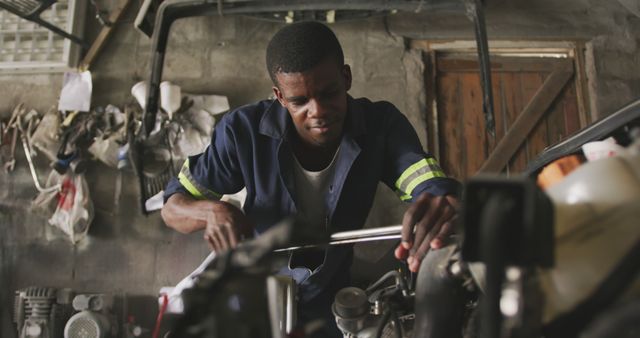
142;0;466;136
465;0;496;137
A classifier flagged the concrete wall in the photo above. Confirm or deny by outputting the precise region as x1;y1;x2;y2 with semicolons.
1;0;639;336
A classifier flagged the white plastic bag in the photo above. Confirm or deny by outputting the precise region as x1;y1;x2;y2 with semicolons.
30;107;61;162
48;173;94;243
88;133;121;168
32;170;64;214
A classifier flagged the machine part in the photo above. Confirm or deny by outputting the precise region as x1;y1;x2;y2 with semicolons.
331;267;416;338
266;275;297;338
14;287;73;338
461;177;555;268
413;245;469;338
461;136;640;337
580;299;640;338
480;191;513;338
16;287;57;338
538;145;640;330
332;287;369;335
176;263;274;338
499;267;544;338
72;294;110;312
64;310;112;338
365;270;410;299
0;0;88;47
543;234;640;337
461;177;554;338
169;218;310;338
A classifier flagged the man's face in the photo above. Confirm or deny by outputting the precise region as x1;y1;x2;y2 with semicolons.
273;58;352;149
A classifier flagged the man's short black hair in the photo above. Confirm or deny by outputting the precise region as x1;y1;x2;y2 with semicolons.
266;21;344;85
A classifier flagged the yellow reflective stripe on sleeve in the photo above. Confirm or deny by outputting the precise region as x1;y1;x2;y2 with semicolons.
178;170;204;199
395;158;431;190
395;158;441;191
399;193;412;201
404;170;445;197
177;160;222;200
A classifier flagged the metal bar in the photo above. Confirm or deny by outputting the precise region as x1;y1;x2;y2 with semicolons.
465;0;496;137
163;0;464;13
274;225;403;252
331;224;403;241
21;136;61;193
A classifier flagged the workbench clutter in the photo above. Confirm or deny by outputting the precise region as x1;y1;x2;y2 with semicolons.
0;103;99;244
0;69;230;241
129;80;230;212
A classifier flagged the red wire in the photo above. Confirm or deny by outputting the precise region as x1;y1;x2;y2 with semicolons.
152;293;169;338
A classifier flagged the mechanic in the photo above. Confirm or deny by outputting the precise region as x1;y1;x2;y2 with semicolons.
161;21;460;337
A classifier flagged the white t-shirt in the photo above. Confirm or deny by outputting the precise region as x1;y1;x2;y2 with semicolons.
292;148;340;230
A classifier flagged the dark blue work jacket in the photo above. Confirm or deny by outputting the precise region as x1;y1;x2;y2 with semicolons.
164;96;460;301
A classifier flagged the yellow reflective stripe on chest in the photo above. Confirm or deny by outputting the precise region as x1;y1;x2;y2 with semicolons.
395;158;445;196
178;160;222;200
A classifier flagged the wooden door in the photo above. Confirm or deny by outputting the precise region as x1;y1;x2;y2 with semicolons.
427;54;584;180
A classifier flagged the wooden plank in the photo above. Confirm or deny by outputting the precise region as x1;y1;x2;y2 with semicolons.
461;72;486;178
79;0;133;70
546;77;569;146
506;72;528;174
438;57;572;73
574;41;591;127
425;51;440;160
486;72;505;154
564;82;581;136
478;68;574;173
526;73;551;163
437;72;463;180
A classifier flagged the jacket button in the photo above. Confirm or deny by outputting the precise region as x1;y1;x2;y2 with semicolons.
329;185;333;192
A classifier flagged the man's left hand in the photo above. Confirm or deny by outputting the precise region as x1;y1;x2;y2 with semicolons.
394;192;459;272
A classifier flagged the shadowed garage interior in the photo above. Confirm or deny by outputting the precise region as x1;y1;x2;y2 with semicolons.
1;0;639;337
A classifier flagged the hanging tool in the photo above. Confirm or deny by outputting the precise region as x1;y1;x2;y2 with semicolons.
2;127;17;172
2;104;27;173
10;105;62;193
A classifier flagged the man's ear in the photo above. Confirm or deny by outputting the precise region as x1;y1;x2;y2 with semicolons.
272;85;286;107
342;64;352;91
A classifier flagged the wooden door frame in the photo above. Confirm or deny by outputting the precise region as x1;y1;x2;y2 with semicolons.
411;40;592;164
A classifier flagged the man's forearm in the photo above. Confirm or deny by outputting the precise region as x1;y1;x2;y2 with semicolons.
161;193;216;233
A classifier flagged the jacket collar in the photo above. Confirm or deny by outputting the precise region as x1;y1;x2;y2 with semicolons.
258;96;367;140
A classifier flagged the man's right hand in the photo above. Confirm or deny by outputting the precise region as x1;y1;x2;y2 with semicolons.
161;193;254;253
203;200;254;252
